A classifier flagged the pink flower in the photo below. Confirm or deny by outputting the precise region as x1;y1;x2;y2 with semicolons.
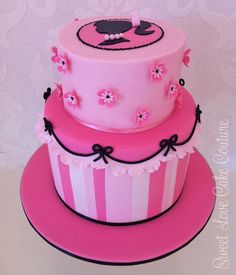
151;63;167;80
64;92;79;108
55;83;63;99
51;47;70;73
175;90;183;108
183;49;191;67
97;89;117;107
167;81;179;98
136;110;149;126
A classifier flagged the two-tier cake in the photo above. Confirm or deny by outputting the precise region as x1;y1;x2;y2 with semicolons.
37;15;201;224
20;13;216;265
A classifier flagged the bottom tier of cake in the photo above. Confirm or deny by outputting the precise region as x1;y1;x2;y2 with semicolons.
48;143;190;223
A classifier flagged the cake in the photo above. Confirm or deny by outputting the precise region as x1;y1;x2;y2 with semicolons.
37;14;201;224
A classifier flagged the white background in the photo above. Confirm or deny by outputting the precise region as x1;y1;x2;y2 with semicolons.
0;1;235;274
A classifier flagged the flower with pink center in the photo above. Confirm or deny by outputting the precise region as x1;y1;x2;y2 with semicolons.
151;63;167;80
97;89;117;107
64;92;79;108
183;49;191;67
51;47;70;73
167;81;179;98
136;110;149;126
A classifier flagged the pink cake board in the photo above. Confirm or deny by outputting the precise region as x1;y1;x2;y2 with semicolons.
20;145;216;265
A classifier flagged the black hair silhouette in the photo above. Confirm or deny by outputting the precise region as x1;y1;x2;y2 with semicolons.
94;20;155;46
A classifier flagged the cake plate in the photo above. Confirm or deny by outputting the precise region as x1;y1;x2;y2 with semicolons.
20;145;215;265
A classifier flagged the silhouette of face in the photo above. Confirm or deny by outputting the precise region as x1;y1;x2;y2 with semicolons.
77;19;164;50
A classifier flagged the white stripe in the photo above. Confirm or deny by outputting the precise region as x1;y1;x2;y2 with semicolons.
69;165;88;216
161;158;179;211
105;168;132;222
131;172;150;221
85;169;97;219
48;145;65;200
183;153;190;181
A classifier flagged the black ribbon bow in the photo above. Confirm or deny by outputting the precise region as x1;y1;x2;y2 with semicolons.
159;134;178;156
196;104;202;123
43;117;53;136
92;144;113;164
43;87;51;101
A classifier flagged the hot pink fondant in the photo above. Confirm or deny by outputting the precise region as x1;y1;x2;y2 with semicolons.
54;16;186;133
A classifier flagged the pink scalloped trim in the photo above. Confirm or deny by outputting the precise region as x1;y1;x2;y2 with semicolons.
35;114;200;176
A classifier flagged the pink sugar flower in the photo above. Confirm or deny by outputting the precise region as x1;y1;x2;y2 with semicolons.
97;89;117;107
51;47;70;73
167;81;180;98
183;49;191;67
151;63;167;80
55;83;63;99
175;90;183;108
136;110;149;126
64;92;79;108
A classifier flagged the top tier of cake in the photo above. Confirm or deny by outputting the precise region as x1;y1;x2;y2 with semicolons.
53;15;186;133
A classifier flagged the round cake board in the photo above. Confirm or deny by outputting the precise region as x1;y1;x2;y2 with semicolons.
20;145;216;265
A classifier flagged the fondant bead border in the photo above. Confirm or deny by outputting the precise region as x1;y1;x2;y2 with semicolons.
43;105;202;165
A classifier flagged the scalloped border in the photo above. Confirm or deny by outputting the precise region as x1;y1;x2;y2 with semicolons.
35;112;200;176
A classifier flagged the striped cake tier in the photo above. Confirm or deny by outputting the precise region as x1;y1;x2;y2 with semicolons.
48;143;190;223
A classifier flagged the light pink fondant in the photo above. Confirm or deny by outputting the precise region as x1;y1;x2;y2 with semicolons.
58;157;75;209
131;172;150;221
84;168;97;219
57;16;185;132
131;11;141;27
105;168;132;222
93;169;106;221
48;145;64;200
147;162;166;218
69;165;88;215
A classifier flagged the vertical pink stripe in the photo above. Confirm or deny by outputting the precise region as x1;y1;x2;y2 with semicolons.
58;158;75;209
173;154;190;202
84;168;97;219
93;169;106;221
105;168;133;222
147;163;166;218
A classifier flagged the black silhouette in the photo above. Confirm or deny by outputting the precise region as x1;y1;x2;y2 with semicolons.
94;20;155;46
